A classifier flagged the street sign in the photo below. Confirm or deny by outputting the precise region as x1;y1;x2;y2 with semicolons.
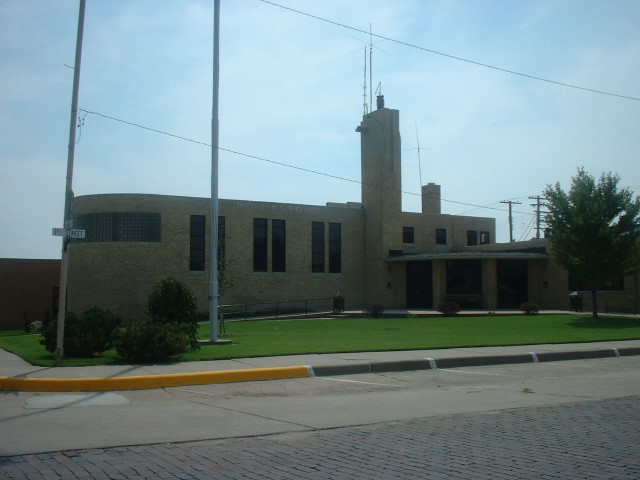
51;228;85;239
67;229;85;239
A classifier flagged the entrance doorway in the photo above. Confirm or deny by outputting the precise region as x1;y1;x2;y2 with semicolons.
497;259;528;308
406;261;433;308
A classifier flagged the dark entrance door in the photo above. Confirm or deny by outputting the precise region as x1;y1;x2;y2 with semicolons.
406;261;433;308
497;259;528;308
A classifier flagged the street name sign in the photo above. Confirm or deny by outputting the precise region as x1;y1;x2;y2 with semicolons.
52;228;86;239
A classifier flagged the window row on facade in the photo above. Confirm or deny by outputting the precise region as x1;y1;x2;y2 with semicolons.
191;216;342;274
402;226;490;246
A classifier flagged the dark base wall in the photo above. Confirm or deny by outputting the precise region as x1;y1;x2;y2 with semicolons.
0;259;60;331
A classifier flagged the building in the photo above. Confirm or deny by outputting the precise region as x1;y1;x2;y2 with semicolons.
62;102;637;320
0;258;60;330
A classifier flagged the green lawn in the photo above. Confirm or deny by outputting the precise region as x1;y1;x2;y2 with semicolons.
1;314;639;367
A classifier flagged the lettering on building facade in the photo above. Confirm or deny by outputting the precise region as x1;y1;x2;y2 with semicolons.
234;201;312;215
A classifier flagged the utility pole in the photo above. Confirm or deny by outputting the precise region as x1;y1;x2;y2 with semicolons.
56;0;86;366
500;200;522;243
529;195;544;239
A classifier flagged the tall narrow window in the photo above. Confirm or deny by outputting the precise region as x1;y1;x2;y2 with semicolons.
403;226;414;244
467;230;478;246
480;231;490;245
190;215;206;271
311;221;325;273
329;222;341;273
253;218;268;272
436;228;447;245
218;216;226;265
272;219;286;272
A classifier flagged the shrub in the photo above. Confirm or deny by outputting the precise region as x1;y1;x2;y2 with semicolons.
369;304;385;318
40;306;121;357
146;277;199;349
113;318;189;363
437;301;461;316
520;302;539;315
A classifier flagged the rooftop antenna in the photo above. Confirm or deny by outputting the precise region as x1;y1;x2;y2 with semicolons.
362;46;368;114
369;23;373;111
414;121;423;187
375;81;384;109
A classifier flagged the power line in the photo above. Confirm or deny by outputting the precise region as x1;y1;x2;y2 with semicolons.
257;0;640;102
79;108;530;216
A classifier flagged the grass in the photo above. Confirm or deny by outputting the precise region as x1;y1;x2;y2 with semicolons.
1;314;639;367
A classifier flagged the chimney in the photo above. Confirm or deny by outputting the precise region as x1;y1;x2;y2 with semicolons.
422;183;441;214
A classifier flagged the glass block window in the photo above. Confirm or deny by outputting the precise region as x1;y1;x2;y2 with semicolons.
73;212;161;243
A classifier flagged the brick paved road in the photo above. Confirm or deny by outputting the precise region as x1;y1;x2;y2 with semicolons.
2;395;639;479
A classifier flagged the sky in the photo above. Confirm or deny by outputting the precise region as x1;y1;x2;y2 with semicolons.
1;0;639;259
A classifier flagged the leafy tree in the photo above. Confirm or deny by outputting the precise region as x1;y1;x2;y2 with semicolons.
544;168;640;318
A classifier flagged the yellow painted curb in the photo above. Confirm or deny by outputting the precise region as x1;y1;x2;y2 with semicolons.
0;365;311;392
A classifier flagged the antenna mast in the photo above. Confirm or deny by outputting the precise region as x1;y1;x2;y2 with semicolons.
362;46;368;114
369;23;373;112
415;121;423;187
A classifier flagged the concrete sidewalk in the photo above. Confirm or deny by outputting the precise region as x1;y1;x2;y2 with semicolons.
2;339;640;392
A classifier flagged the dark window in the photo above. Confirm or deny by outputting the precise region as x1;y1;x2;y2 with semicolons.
446;260;482;295
480;231;490;244
467;230;478;246
329;222;341;273
403;226;414;244
311;221;325;273
218;216;226;265
272;219;286;272
253;218;268;272
436;228;447;245
73;212;161;243
190;215;206;271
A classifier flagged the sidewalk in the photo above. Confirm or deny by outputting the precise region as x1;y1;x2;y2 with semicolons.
2;339;640;392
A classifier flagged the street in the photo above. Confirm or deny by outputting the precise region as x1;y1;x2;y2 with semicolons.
2;357;640;478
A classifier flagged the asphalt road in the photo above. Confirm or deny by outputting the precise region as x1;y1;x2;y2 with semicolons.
2;357;640;478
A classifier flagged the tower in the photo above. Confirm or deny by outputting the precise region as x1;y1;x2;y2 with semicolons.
356;98;403;307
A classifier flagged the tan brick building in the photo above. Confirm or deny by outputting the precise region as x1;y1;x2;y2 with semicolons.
63;103;637;320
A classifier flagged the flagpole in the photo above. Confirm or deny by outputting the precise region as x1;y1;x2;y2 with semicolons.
56;0;86;365
209;0;220;342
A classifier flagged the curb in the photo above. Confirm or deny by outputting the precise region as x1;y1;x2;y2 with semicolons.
0;366;310;392
1;347;638;392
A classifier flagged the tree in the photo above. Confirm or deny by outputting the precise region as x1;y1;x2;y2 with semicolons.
544;168;640;318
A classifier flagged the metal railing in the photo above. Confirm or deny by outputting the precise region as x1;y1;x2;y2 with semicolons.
578;297;638;316
219;297;343;321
